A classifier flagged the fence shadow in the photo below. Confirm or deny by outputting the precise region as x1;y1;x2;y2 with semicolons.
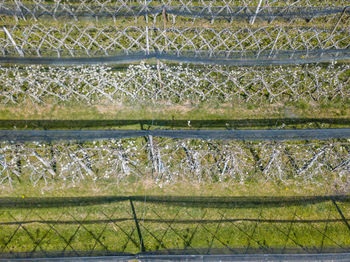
0;195;349;259
1;118;350;130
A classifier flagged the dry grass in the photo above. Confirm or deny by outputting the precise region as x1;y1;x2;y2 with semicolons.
0;178;338;198
1;99;350;126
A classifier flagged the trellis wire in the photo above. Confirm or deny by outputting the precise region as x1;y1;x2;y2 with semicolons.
0;25;348;65
1;138;350;187
0;3;349;21
1;63;348;104
0;1;348;65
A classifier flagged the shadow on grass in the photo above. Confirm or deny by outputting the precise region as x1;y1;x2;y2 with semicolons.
2;118;350;130
1;195;349;209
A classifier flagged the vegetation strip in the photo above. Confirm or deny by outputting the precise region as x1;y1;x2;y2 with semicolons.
1;218;350;226
136;254;350;260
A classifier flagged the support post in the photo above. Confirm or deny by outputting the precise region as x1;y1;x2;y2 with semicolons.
250;0;263;25
14;0;26;21
148;135;157;174
269;28;281;57
325;7;349;48
163;7;167;31
129;198;145;252
144;0;150;55
50;143;57;175
3;27;24;57
162;5;168;54
157;59;162;91
15;144;22;177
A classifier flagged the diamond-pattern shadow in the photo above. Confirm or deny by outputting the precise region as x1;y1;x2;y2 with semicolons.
0;196;349;258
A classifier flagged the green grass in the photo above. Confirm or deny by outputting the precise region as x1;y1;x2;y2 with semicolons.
2;99;350;130
1;205;349;254
0;0;349;255
0;182;349;255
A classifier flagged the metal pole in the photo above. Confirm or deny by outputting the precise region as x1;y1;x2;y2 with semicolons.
3;26;24;57
157;59;162;90
270;28;282;57
250;0;263;25
14;0;26;21
148;135;157;174
325;7;349;48
144;0;150;55
163;7;167;31
50;143;57;175
15;144;22;177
